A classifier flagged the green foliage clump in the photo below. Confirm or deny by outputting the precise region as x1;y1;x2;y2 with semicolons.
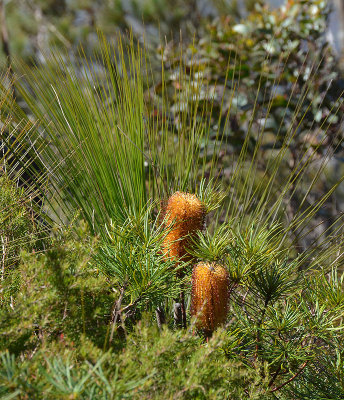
117;323;262;399
161;0;341;152
2;213;344;399
0;175;34;262
0;223;114;354
0;345;148;399
0;174;39;303
190;222;344;398
0;322;265;399
94;206;184;319
0;226;263;399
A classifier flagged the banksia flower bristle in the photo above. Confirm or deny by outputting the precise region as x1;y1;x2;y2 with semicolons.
191;262;230;334
162;191;205;264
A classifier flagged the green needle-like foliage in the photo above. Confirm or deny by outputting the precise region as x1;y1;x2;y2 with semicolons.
0;349;151;400
2;35;149;232
221;228;344;397
188;224;232;263
94;206;185;313
1;29;344;263
0;33;218;237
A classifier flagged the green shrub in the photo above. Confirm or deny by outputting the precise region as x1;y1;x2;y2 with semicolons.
0;222;113;354
1;216;344;399
0;174;41;304
0;228;263;399
161;0;340;148
0;322;265;399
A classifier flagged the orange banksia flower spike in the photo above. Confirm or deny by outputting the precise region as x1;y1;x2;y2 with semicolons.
191;262;230;335
162;191;205;266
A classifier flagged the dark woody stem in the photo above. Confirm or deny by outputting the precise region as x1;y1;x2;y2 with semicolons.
180;291;187;329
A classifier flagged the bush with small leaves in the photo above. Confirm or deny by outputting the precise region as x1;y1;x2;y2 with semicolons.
0;174;42;307
0;322;266;400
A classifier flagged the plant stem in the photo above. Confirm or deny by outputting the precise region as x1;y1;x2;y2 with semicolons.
174;301;183;328
109;281;127;344
268;364;282;388
155;306;166;330
180;291;187;329
254;298;270;363
174;291;187;329
270;361;308;393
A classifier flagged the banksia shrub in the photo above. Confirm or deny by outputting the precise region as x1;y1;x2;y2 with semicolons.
162;191;205;266
191;262;230;334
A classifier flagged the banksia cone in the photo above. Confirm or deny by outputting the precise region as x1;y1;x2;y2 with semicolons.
162;191;205;265
191;262;230;334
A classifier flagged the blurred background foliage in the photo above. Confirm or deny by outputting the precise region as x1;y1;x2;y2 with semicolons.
153;0;344;251
161;0;340;152
2;0;342;159
1;1;331;60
